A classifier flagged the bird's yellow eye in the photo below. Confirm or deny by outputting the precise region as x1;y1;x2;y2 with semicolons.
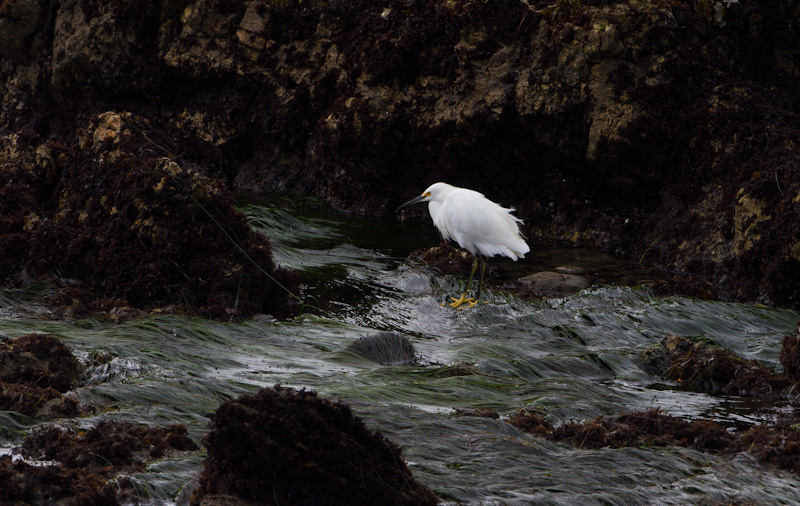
422;192;431;197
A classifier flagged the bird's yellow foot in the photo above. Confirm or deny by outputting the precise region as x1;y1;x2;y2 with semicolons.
449;295;478;308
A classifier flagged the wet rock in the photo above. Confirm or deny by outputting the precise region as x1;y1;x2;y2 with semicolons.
192;385;438;506
0;333;88;418
779;330;800;382
506;271;591;297
641;334;789;396
0;113;300;319
550;409;735;452
1;421;198;506
2;0;800;310
407;242;477;278
643;273;718;301
23;420;198;471
0;333;81;392
0;456;119;506
0;382;63;418
511;407;800;478
346;332;418;366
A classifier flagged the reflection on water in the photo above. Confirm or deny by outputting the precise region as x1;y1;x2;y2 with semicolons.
1;203;799;505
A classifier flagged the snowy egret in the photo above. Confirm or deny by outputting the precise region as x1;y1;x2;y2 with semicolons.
399;182;529;308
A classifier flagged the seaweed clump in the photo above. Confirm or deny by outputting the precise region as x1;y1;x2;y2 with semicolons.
510;407;800;478
507;331;800;477
407;241;476;278
1;421;197;506
641;333;791;396
506;409;554;435
192;385;438;506
0;333;84;417
23;421;198;469
546;408;735;452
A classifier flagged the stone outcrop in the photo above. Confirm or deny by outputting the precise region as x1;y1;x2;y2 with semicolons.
0;111;299;319
192;385;438;506
1;0;799;307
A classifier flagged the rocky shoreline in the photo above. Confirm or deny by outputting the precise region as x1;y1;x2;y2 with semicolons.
2;0;800;504
1;0;799;313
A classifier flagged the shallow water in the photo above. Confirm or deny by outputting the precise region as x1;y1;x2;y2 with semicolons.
2;202;800;505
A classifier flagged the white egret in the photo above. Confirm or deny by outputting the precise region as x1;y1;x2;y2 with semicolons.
399;182;529;308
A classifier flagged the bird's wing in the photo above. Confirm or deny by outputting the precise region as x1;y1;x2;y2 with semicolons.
439;190;530;259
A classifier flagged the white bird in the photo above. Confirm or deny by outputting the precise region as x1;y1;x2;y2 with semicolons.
399;182;529;308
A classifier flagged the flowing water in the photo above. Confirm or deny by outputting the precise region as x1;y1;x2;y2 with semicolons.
2;201;800;505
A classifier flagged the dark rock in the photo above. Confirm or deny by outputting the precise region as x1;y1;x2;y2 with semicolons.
192;385;438;506
0;333;89;418
1;0;800;309
50;0;163;103
408;242;477;278
546;408;736;452
507;271;591;297
644;274;718;301
779;330;800;382
510;406;800;479
0;113;300;319
641;333;789;396
0;333;81;392
0;0;53;65
0;455;119;506
346;332;418;366
2;421;199;506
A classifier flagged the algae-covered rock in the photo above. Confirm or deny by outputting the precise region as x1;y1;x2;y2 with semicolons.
346;332;418;366
193;385;438;506
0;112;299;319
2;0;800;309
0;333;85;418
0;421;199;506
0;333;80;392
641;333;791;396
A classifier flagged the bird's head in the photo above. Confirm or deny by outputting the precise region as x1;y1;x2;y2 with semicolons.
398;182;453;210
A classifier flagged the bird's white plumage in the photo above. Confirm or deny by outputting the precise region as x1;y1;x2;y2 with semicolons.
422;182;529;260
398;181;529;307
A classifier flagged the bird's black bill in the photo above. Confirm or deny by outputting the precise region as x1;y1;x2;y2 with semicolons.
398;194;426;210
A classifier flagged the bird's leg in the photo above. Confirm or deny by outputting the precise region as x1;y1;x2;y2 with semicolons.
475;255;487;302
450;256;479;308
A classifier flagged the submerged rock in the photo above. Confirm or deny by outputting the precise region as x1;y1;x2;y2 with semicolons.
452;407;501;419
192;385;438;506
346;332;418;366
506;271;591;297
